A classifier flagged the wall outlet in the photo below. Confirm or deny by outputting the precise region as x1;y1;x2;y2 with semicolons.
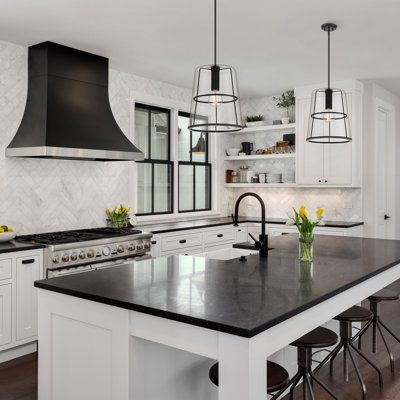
342;199;353;209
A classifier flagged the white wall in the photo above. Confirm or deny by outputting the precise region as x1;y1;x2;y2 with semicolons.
0;40;191;234
220;94;363;221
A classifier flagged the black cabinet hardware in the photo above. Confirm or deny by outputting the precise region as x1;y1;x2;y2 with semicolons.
151;240;157;245
217;234;223;238
384;214;391;220
324;179;328;183
22;259;35;264
318;179;322;183
179;239;187;244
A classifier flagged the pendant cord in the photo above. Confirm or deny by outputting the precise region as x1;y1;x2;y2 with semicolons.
327;29;330;89
214;0;217;66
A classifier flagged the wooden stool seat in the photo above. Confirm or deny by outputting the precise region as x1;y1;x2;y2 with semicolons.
209;360;289;393
368;289;399;302
334;305;373;322
291;326;338;348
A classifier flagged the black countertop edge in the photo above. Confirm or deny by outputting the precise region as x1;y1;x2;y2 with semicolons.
141;218;364;235
35;257;394;339
0;241;46;254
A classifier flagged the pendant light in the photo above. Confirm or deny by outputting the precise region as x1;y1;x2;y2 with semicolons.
307;23;351;143
188;0;243;133
191;133;206;154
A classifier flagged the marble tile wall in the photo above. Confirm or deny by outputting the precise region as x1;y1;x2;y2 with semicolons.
0;40;191;233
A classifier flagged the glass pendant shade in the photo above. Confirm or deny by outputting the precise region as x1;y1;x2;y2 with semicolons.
307;88;351;143
191;133;206;154
189;64;242;133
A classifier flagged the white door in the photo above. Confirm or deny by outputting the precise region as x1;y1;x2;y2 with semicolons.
375;101;395;239
0;284;12;347
296;98;324;185
16;255;40;341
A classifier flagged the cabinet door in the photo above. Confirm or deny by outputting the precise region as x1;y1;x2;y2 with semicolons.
323;93;353;185
235;226;248;243
16;255;40;341
0;284;12;347
296;98;324;184
150;236;161;258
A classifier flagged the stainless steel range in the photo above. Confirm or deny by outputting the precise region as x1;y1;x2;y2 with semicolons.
16;227;152;278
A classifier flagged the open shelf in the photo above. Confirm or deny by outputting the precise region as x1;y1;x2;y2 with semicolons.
224;153;295;161
225;183;297;188
227;123;295;134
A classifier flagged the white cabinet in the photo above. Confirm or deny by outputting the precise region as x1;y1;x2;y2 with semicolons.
0;284;12;347
16;254;40;341
295;80;362;187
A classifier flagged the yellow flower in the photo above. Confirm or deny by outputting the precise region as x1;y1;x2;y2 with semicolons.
299;205;307;219
316;207;324;219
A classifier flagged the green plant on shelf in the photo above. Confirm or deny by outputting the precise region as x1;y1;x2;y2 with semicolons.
274;90;295;117
246;115;264;122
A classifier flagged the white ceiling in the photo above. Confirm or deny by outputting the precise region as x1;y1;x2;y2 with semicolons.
1;0;400;97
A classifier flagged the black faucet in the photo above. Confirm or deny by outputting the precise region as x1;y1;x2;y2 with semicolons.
233;192;268;257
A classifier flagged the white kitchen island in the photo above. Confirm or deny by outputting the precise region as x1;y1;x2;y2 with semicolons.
35;235;400;400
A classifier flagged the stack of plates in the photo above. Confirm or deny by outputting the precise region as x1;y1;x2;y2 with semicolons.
282;171;295;183
266;173;282;183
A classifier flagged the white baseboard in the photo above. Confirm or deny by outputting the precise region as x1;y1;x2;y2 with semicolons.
0;342;37;364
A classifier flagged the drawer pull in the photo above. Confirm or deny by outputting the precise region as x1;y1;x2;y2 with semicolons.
179;239;187;244
151;240;157;245
217;234;224;238
22;259;35;264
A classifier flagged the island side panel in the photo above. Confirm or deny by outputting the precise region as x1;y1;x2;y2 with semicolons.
37;290;130;400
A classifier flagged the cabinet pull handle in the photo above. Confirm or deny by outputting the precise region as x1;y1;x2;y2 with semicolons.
179;239;187;244
324;180;328;183
22;258;35;264
217;234;223;238
151;240;157;245
318;180;322;183
238;229;241;232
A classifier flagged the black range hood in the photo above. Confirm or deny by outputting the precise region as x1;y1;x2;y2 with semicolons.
6;41;144;161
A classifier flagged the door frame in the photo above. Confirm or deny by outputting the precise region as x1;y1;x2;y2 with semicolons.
373;97;396;238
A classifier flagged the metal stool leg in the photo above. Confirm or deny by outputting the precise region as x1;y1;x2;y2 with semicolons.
309;370;339;400
288;371;303;400
313;341;342;374
376;322;395;372
379;319;400;343
271;370;302;400
347;345;366;400
304;373;315;400
329;341;344;375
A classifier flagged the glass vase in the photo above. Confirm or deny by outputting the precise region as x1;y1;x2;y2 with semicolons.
299;235;314;262
106;218;130;229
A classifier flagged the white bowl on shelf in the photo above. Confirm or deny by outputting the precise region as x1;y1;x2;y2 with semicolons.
246;121;265;127
0;231;17;243
226;148;240;156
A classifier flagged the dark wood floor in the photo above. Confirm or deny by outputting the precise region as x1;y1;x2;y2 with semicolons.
1;280;400;400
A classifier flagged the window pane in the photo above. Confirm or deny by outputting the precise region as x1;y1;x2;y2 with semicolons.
154;163;172;213
192;131;207;163
136;163;152;214
178;114;191;161
195;165;210;210
151;110;169;160
179;165;194;211
135;108;149;159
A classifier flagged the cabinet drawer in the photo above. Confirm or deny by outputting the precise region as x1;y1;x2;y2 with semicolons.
161;232;203;252
204;228;236;246
0;259;12;281
0;284;12;347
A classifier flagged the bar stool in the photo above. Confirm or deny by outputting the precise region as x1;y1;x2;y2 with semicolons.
357;289;400;372
315;306;383;400
209;360;289;395
271;326;339;400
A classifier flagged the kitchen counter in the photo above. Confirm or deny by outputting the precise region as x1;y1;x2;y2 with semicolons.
138;216;363;234
35;234;396;338
0;240;45;254
35;234;400;400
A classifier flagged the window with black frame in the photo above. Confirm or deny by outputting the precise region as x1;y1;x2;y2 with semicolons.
178;112;211;212
134;104;173;215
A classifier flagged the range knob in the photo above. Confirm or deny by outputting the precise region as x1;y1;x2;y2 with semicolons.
79;251;86;260
61;253;70;262
53;255;60;264
127;243;135;251
144;242;151;250
102;246;111;256
136;244;143;251
70;253;78;261
117;244;125;253
87;250;95;258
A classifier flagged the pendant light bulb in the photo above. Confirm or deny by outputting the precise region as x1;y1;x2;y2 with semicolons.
306;22;351;144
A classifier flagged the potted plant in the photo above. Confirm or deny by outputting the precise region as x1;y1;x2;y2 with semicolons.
245;115;264;127
105;204;133;228
286;205;324;262
274;90;295;124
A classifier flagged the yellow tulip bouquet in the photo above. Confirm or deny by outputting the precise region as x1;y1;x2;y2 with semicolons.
105;204;132;228
286;205;324;261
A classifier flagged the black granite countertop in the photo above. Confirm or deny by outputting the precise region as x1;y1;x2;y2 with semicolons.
0;240;45;254
35;234;399;338
139;216;363;234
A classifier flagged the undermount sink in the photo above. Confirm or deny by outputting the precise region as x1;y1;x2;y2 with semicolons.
195;247;259;261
